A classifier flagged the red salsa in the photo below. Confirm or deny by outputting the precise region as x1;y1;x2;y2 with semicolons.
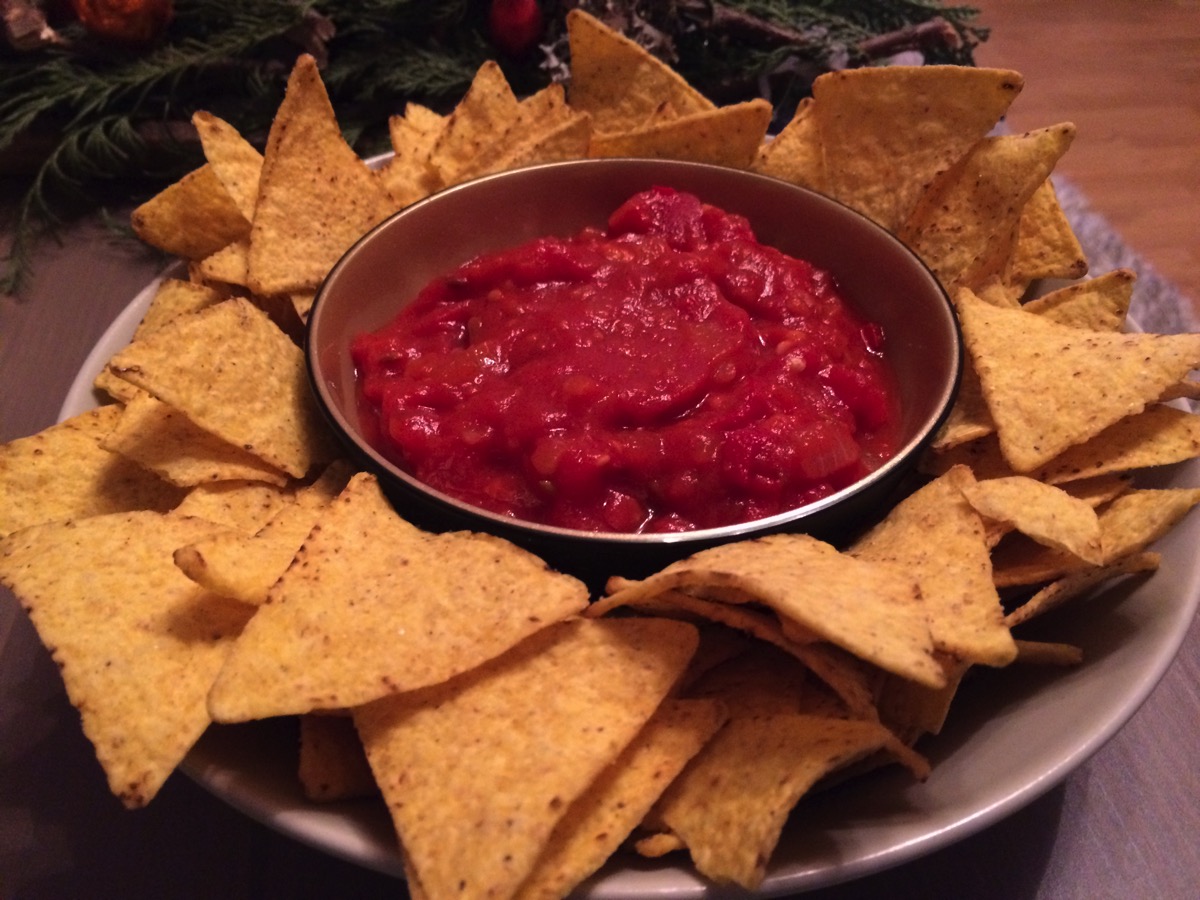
351;187;899;533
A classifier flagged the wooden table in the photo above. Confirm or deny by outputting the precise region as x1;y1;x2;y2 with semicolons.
3;204;1199;899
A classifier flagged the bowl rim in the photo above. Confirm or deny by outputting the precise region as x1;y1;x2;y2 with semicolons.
306;157;963;547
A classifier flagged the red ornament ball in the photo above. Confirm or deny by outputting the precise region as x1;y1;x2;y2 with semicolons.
70;0;174;46
488;0;544;57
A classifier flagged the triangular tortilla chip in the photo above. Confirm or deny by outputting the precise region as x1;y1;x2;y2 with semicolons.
751;97;825;192
900;123;1076;291
588;99;772;169
0;511;254;807
193;238;250;288
812;65;1023;231
1004;552;1160;627
650;713;926;889
955;287;1200;471
426;60;521;188
172;478;297;533
107;298;334;479
101;393;289;488
247;54;393;295
481;109;593;176
960;475;1103;563
566;8;713;135
992;486;1200;586
1022;268;1135;331
931;358;994;451
133;278;223;340
173;461;351;603
0;406;185;538
514;698;727;900
923;404;1200;485
601;533;944;688
851;466;1016;667
131;164;250;260
1005;178;1088;288
193;110;263;220
354;616;699;900
379;104;446;207
207;472;590;720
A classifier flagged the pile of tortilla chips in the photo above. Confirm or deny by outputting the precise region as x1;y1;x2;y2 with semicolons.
3;9;1200;897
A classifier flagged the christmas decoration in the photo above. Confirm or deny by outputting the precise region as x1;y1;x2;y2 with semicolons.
489;0;545;57
0;0;987;294
69;0;174;45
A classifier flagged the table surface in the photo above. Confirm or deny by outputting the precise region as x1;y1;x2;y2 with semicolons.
3;198;1200;900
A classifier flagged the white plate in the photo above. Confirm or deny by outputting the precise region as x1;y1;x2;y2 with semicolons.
60;277;1200;896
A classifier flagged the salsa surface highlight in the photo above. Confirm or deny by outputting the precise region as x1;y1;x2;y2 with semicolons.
352;187;899;532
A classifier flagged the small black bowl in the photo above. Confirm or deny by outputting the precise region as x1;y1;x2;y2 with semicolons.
307;159;961;586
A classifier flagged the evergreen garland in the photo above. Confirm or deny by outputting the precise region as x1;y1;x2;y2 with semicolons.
0;0;986;294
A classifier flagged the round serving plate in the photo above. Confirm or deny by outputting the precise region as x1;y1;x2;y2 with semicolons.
59;262;1200;899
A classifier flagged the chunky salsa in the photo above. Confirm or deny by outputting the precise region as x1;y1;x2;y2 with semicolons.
351;187;899;533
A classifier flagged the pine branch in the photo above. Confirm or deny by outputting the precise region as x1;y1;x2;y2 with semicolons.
1;0;987;297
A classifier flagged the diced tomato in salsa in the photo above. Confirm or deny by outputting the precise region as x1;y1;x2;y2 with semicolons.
352;187;899;533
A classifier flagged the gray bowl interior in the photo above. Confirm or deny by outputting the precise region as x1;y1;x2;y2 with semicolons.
307;159;960;570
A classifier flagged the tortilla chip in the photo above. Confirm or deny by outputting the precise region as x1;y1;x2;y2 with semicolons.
588;585;811;652
514;699;727;900
101;393;289;488
354;616;699;900
247;54;394;295
93;366;146;404
603;533;944;688
133;278;224;340
460;81;570;174
1006;179;1089;289
426;60;521;189
960;475;1104;563
993;485;1200;587
0;511;254;807
482;109;593;175
566;8;713;135
173;461;351;603
1097;487;1200;557
193;110;263;221
955;287;1200;472
1013;640;1084;666
811;65;1023;231
131;164;250;260
0;406;184;538
925;403;1200;485
399;101;447;138
106;298;334;479
876;653;971;740
900;124;1076;291
1004;551;1160;627
588;99;772;169
206;472;589;721
931;358;995;450
193;238;250;288
1022;268;1135;331
850;466;1016;667
751;97;824;192
172;479;297;533
650;713;926;889
378;103;447;205
297;714;378;802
